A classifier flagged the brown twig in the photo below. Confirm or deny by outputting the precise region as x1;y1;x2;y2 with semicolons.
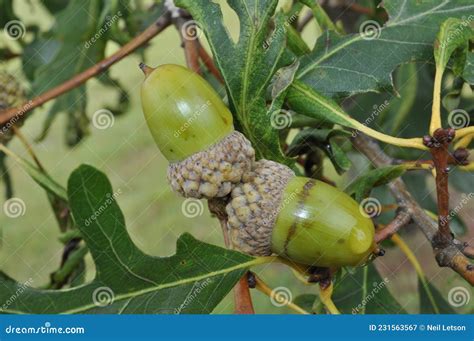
0;13;172;127
375;209;412;243
197;43;225;83
173;16;201;74
352;134;474;285
423;128;456;247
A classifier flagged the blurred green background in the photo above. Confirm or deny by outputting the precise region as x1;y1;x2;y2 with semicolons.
0;0;471;314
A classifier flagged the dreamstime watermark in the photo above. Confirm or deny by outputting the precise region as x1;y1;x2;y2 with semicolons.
84;12;123;49
352;278;389;314
270;109;293;130
352;100;389;137
3;20;25;40
84;189;122;226
359;20;382;40
262;187;301;227
1;100;34;136
447;109;470;129
92;286;115;307
270;286;293;307
447;286;471;307
92;109;115;130
3;197;26;218
440;15;474;49
359;197;382;218
181;20;203;41
174;100;211;138
263;11;299;49
1;278;34;312
5;322;85;335
440;192;473;226
174;278;212;314
181;198;204;218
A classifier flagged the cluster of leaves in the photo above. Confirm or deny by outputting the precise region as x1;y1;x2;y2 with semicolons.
1;0;473;314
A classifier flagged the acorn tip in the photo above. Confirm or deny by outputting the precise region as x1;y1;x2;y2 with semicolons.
139;62;154;77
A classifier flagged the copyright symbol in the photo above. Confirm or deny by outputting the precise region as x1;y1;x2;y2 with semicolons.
419;325;425;331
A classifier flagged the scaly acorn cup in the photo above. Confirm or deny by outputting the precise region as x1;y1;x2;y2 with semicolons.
140;63;255;199
226;160;376;268
0;71;26;144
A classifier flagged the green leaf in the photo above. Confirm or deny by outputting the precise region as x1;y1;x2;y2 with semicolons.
287;80;357;127
434;18;474;72
346;166;406;202
25;0;126;144
0;0;17;26
331;264;407;314
294;0;474;98
293;294;318;313
0;165;258;314
286;25;310;56
41;0;69;13
418;278;456;314
462;52;474;84
287;128;352;174
176;0;291;164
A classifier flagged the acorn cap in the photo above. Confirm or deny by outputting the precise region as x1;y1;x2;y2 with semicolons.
0;71;25;109
167;130;255;199
226;159;295;256
0;71;26;144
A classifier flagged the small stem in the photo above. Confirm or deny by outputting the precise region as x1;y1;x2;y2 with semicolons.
12;126;45;171
0;13;172;126
174;16;201;74
380;204;398;212
234;275;255;314
454;134;473;149
253;273;310;314
375;210;412;243
318;282;340;315
50;243;87;289
429;67;443;135
455;126;474;140
197;43;224;83
277;257;313;284
399;161;434;172
459;163;474;171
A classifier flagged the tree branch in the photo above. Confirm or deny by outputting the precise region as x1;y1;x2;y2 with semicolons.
0;12;172;127
423;128;456;246
375;209;412;243
352;134;474;285
198;43;225;83
173;15;201;74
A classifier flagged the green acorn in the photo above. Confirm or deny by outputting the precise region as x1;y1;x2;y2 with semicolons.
140;64;255;199
226;160;376;268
